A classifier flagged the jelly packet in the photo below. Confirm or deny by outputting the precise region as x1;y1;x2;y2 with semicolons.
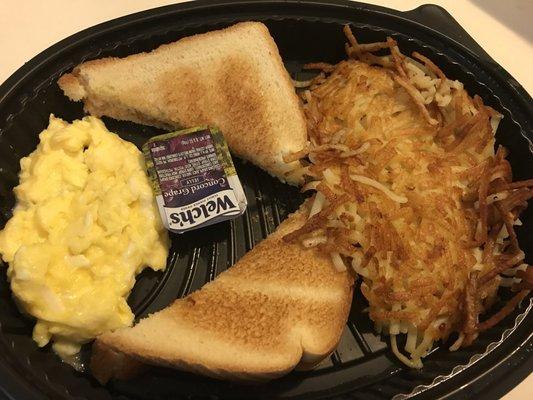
143;126;247;234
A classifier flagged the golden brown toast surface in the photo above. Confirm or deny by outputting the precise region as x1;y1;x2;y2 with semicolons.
58;22;307;184
92;200;353;382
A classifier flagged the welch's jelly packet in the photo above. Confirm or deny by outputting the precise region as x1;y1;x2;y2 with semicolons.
143;126;247;234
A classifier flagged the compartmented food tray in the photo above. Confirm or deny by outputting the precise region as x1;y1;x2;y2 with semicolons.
0;1;531;399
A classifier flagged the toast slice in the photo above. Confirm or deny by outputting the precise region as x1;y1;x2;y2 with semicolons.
58;22;307;185
91;199;353;383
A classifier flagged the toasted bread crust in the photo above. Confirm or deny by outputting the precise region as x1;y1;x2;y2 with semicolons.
91;340;147;384
92;200;353;383
58;22;307;184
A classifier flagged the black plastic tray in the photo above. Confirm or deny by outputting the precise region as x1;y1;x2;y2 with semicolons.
0;1;531;399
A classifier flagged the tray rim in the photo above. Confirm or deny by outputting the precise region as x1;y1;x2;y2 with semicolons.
0;1;532;112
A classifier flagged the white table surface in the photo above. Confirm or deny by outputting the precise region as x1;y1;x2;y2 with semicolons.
0;0;531;398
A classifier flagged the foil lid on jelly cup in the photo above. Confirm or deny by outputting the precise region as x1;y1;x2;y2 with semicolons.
142;126;247;234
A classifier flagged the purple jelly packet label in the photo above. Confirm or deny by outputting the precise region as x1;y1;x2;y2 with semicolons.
143;126;247;233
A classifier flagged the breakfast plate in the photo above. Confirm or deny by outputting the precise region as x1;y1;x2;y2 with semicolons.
0;0;531;399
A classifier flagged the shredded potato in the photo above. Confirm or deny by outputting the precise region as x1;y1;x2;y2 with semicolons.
286;26;532;368
349;174;408;203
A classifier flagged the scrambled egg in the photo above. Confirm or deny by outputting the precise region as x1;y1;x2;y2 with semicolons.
0;116;170;359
